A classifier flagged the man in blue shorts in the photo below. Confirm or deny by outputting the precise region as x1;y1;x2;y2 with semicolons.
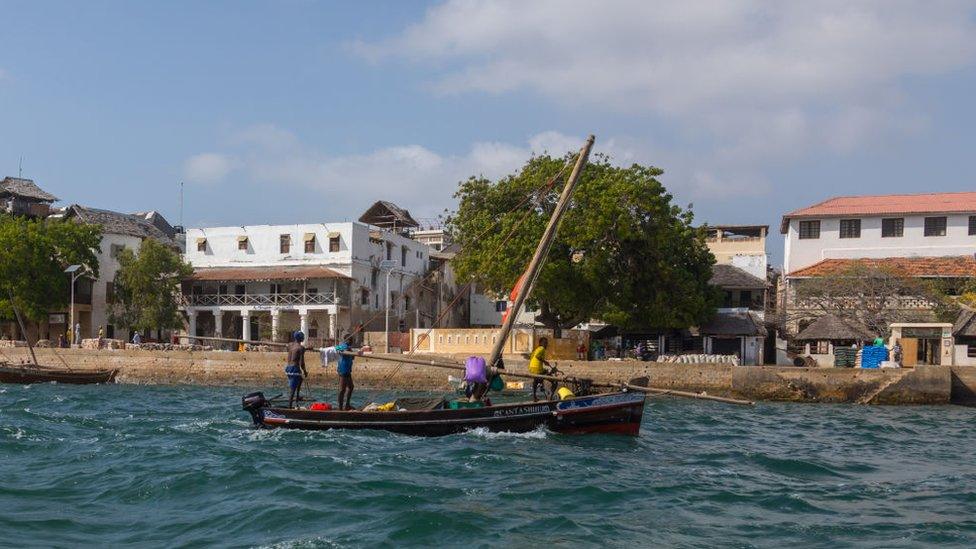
285;331;308;408
334;335;357;410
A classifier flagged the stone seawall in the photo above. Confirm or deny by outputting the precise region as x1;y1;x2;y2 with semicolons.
0;348;964;405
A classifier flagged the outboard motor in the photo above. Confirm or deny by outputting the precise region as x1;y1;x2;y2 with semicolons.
242;391;268;425
242;391;267;411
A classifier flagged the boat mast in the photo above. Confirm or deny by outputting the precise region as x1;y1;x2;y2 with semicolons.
7;291;38;366
486;135;595;368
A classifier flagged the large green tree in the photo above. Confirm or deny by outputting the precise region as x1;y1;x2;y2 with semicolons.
110;238;192;333
0;215;101;322
447;153;719;331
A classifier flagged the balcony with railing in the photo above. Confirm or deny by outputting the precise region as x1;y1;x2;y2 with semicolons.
182;292;339;308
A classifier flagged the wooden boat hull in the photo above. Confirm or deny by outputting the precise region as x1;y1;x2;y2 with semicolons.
243;391;646;437
0;365;119;385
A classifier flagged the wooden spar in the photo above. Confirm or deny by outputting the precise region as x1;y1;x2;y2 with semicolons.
346;351;754;406
178;322;753;405
622;383;754;406
179;334;288;348
8;290;38;367
486;135;595;368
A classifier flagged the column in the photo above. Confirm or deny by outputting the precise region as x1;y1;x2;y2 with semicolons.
241;310;252;342
299;310;309;339
329;311;337;342
271;309;281;342
213;310;224;338
187;310;198;340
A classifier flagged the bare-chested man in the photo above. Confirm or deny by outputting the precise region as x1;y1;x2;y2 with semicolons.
285;331;308;408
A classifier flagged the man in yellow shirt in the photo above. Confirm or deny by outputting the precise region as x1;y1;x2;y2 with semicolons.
529;337;554;401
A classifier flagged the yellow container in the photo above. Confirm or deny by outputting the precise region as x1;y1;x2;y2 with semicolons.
557;387;575;400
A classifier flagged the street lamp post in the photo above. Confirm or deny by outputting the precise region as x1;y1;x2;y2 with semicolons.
64;265;83;347
379;259;397;353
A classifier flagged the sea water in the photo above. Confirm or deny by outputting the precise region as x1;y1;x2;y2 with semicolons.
2;383;975;548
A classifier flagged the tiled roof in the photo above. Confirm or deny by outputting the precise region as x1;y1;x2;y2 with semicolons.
788;256;976;278
0;177;58;202
955;309;976;338
700;311;767;337
64;205;177;247
187;265;352;282
780;192;976;233
358;200;420;229
710;264;767;289
794;314;876;341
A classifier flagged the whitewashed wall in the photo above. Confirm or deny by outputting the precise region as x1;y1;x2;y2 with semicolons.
784;213;976;274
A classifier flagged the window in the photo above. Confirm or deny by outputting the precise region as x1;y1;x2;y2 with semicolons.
279;234;291;254
238;236;248;251
495;301;508;312
924;216;947;237
401;247;407;266
404;295;411;310
882;218;904;238
361;288;369;305
196;238;207;252
740;290;753;307
839;219;861;239
304;233;316;253
329;235;340;252
969;344;976;359
798;220;820;239
219;285;227;295
235;285;245;295
970;216;976;236
308;288;318;295
386;242;393;261
106;282;115;304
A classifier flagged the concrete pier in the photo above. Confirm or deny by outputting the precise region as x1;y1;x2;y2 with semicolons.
0;347;966;405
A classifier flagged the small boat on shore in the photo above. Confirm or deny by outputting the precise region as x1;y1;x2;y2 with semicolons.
0;363;119;385
242;390;646;437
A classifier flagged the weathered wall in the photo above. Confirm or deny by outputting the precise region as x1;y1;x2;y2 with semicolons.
0;347;961;404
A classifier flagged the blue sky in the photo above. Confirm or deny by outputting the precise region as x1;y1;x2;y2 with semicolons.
2;1;975;266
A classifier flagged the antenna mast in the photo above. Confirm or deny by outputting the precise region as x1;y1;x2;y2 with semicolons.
179;181;184;228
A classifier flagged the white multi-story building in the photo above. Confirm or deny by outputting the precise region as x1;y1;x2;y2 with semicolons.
782;192;976;275
181;222;432;346
781;192;976;365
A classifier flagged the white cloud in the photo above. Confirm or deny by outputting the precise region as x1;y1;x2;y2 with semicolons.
184;126;636;221
353;1;976;196
183;153;237;184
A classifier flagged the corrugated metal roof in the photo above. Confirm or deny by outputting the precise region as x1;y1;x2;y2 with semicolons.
788;256;976;278
187;265;352;282
781;192;976;233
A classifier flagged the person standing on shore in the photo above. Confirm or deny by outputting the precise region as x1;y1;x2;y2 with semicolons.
892;340;903;367
285;331;308;408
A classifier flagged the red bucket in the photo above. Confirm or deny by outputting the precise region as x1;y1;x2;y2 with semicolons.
310;402;333;411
